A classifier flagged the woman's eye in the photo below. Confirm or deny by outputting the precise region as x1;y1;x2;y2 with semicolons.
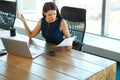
48;14;52;16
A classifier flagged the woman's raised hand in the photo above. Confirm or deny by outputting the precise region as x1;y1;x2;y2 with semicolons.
16;12;25;22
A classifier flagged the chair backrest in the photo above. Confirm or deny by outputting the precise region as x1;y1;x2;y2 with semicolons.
61;6;86;51
0;1;17;30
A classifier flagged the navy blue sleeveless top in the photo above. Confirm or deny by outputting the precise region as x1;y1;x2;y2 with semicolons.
41;17;64;45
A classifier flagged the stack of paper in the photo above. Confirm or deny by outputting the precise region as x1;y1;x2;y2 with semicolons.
55;36;76;47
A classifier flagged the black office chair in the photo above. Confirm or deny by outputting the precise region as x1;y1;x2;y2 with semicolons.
0;1;16;55
0;1;17;30
61;6;86;51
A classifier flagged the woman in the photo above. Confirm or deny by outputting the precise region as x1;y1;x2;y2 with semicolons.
17;2;72;50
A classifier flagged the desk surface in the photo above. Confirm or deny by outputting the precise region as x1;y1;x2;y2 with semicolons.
0;34;116;80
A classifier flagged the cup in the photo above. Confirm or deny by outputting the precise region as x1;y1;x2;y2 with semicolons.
10;28;16;36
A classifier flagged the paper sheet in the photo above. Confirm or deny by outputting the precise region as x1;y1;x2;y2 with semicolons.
54;36;76;47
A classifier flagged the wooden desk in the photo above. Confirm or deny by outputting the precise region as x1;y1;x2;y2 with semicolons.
0;37;116;80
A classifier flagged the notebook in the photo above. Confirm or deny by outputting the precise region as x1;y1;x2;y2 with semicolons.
1;37;43;59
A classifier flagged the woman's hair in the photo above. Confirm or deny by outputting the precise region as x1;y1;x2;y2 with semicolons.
42;2;61;18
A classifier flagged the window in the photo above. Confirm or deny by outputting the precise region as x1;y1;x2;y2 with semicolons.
56;0;102;35
56;0;120;40
107;0;120;39
17;0;53;21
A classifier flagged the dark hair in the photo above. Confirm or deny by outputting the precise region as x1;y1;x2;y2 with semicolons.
42;2;61;18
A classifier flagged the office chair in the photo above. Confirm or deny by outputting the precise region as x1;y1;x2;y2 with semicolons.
0;1;16;55
61;6;86;51
0;1;17;30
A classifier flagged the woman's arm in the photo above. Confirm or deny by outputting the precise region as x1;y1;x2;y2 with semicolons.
60;19;72;50
16;13;41;39
60;19;70;38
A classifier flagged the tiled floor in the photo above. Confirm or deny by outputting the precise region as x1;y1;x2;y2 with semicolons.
116;62;120;80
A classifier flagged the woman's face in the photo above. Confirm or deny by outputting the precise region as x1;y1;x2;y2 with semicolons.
44;10;57;23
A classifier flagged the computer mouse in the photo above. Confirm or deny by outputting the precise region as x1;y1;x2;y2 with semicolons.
48;51;56;57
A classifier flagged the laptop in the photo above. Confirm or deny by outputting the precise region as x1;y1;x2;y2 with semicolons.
1;37;43;59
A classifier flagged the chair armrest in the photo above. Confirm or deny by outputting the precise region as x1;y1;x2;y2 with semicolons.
72;41;84;51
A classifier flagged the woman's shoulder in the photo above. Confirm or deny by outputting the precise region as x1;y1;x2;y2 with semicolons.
60;18;68;30
37;18;42;23
36;18;43;26
60;18;67;25
38;17;45;23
